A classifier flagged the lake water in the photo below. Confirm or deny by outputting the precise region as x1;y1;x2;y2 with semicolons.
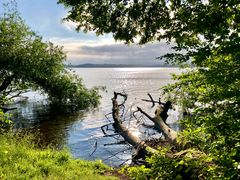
11;67;181;166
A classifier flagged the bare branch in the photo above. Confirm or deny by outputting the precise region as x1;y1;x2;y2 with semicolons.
148;93;155;107
104;147;132;161
136;106;154;121
101;123;113;135
104;141;126;146
103;134;119;138
141;93;165;106
89;140;98;156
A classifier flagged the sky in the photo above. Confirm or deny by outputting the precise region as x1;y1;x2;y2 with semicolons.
1;0;174;65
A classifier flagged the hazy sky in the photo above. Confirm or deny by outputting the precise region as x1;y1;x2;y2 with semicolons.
1;0;174;65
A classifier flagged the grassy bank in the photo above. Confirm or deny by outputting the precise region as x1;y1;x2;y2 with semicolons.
0;131;117;180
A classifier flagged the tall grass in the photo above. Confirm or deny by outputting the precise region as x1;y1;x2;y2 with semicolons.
0;131;117;180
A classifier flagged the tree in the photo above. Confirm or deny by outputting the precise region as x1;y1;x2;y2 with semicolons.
0;3;100;112
59;0;240;178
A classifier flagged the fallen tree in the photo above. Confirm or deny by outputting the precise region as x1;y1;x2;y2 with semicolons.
101;92;219;179
111;92;178;158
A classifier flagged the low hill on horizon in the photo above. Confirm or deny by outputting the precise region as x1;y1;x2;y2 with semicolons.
67;63;176;68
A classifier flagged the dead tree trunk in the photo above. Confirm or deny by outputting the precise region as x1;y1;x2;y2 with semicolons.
112;92;156;159
111;92;178;160
136;106;178;145
103;92;210;171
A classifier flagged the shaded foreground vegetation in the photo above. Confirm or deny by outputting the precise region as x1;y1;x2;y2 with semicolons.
0;131;118;180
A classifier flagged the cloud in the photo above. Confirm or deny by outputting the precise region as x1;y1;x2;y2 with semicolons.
13;0;175;66
50;37;174;65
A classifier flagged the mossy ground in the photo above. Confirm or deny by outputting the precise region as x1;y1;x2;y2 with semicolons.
0;131;118;180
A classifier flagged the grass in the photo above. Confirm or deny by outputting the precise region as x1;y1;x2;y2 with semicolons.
0;131;118;180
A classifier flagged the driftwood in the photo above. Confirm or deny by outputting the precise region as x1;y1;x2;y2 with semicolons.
99;91;211;175
112;92;156;159
111;92;178;160
136;106;177;145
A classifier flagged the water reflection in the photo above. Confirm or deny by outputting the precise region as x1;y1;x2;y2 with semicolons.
10;100;85;148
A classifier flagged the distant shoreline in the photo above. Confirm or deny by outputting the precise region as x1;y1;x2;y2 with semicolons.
67;63;177;68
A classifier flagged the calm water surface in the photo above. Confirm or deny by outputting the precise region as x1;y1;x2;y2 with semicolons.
11;67;180;166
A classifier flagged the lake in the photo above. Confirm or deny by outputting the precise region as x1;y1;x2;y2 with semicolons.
11;67;181;166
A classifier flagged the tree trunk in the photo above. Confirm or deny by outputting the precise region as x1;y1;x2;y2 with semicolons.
112;92;156;159
137;106;178;145
111;92;177;159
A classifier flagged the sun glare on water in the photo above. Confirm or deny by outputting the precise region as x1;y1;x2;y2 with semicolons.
114;67;160;72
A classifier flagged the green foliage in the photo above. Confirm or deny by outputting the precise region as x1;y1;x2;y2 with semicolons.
58;0;239;47
0;131;117;180
0;109;12;129
163;51;240;178
124;147;220;179
0;2;100;111
59;0;240;178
